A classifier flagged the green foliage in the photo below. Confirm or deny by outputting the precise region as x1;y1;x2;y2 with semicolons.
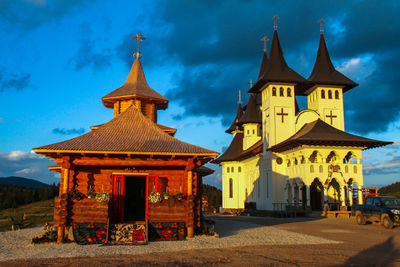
0;183;58;211
202;184;222;208
379;182;400;198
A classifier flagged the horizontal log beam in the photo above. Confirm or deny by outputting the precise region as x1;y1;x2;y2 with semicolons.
72;158;189;167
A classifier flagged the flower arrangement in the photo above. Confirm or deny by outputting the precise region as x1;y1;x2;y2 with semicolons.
69;190;86;200
31;223;57;244
173;192;187;201
148;192;162;203
95;192;110;202
162;192;171;200
87;186;97;199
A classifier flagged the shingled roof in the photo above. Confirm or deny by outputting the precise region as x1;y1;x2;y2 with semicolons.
269;119;392;152
212;132;243;163
238;94;261;125
307;34;357;92
102;58;168;109
250;30;307;94
257;51;268;80
226;103;243;134
34;106;218;157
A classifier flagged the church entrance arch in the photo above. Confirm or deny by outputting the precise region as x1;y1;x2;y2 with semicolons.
327;178;340;210
310;178;323;211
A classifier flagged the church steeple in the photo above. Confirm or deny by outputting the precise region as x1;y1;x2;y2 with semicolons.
102;31;168;121
250;20;306;94
239;93;262;150
258;36;269;80
226;90;244;134
307;20;357;92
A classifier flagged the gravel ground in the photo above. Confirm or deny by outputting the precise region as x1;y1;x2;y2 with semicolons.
0;218;339;262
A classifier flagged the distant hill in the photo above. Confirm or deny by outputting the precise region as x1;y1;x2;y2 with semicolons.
379;182;400;198
0;176;49;188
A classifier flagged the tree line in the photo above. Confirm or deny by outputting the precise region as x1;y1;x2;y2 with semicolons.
0;184;58;211
202;184;222;208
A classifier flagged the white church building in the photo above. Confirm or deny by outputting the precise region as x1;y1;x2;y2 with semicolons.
213;20;391;213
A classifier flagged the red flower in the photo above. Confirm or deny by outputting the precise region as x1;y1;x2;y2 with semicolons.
132;229;145;241
161;229;173;238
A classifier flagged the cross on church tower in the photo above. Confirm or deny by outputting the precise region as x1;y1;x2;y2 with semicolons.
319;18;325;34
326;110;337;125
238;89;242;105
248;79;253;89
273;15;279;30
261;36;269;52
277;108;288;123
132;30;146;58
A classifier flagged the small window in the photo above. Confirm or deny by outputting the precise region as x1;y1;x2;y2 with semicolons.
238;166;242;172
229;178;233;198
310;165;314;173
321;90;325;99
280;87;284;96
328;90;332;99
247;130;250;134
319;165;323;173
287;88;291;97
252;129;255;134
231;167;234;172
335;90;339;99
227;167;230;173
353;166;357;174
345;165;349;173
272;87;277;96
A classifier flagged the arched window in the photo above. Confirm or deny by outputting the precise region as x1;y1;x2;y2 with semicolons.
321;90;325;99
335;90;339;99
328;90;332;99
353;166;357;174
238;166;242;172
280;87;284;96
227;167;230;173
287;88;291;97
310;165;314;173
345;165;349;173
272;87;277;96
229;178;233;198
247;130;250;134
231;167;234;172
319;165;323;173
252;129;255;134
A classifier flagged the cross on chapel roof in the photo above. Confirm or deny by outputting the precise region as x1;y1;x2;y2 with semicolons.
132;30;146;58
319;18;325;34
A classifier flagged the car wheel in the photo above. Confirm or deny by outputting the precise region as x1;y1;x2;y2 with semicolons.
356;213;365;225
382;215;394;229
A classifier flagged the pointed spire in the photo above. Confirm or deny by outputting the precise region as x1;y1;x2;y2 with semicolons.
238;94;261;125
307;20;357;92
250;23;306;93
257;36;269;80
226;90;244;134
102;34;168;109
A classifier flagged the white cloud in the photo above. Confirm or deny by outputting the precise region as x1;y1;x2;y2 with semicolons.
337;54;376;81
15;168;40;175
0;150;58;184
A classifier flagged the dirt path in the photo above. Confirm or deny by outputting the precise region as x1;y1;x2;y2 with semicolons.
2;216;400;266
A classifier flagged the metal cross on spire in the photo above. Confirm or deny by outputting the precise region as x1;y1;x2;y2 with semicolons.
319;18;325;34
248;79;254;89
272;15;279;30
238;89;242;105
261;36;269;52
132;30;146;58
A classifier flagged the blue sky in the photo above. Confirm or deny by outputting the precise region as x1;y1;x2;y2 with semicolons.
0;0;399;188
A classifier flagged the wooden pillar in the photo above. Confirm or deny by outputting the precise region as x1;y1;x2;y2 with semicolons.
58;156;72;244
187;170;194;237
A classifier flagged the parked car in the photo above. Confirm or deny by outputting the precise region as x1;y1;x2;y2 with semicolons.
352;196;400;229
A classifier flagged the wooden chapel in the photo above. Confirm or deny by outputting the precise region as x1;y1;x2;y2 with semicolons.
34;32;218;244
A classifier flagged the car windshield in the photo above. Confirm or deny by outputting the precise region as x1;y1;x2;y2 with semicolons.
382;198;400;206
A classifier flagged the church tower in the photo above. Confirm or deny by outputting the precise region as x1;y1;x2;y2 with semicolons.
101;31;168;122
306;20;357;131
225;90;244;137
250;17;306;150
238;93;262;150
